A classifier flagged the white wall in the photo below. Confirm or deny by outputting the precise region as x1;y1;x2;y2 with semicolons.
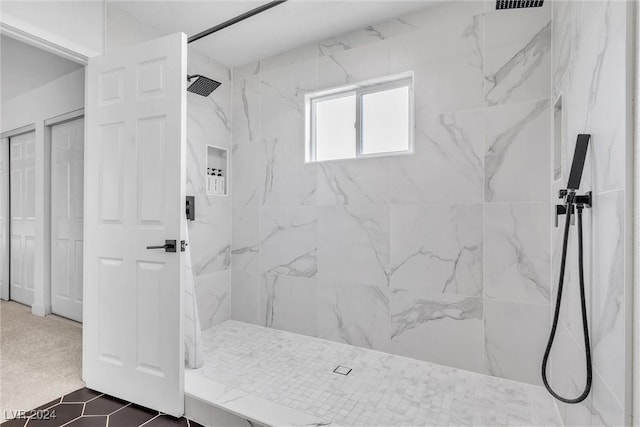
1;68;85;316
0;1;104;60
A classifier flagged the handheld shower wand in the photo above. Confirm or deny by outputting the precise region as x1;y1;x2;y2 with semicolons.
542;134;592;404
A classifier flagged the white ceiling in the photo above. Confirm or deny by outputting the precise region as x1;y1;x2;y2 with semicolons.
108;0;435;68
0;35;83;103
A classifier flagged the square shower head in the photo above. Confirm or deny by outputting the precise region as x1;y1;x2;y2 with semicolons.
496;0;544;9
187;75;221;97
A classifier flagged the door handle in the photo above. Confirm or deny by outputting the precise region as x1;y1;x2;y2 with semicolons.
146;240;177;252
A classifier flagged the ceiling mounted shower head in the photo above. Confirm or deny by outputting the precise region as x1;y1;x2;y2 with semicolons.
496;0;544;9
187;74;221;97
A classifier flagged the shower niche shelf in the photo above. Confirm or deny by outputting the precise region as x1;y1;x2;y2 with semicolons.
206;145;228;196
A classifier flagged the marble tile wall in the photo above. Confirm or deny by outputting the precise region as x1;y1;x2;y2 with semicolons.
229;1;553;386
187;49;232;330
549;1;630;426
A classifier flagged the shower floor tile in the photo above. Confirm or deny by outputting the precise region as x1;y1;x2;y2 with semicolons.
189;320;562;426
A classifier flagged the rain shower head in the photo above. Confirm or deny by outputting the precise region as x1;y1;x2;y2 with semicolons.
187;74;221;97
496;0;544;9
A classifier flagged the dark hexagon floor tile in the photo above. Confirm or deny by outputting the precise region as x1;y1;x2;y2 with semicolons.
143;415;189;426
0;418;27;427
25;403;84;427
64;415;108;427
108;403;157;427
62;388;102;403
188;420;205;427
83;395;129;416
33;397;63;411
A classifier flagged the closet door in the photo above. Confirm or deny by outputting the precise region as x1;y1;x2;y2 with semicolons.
0;138;8;300
51;118;84;322
9;131;36;306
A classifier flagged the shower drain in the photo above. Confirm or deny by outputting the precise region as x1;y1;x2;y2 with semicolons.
333;365;352;376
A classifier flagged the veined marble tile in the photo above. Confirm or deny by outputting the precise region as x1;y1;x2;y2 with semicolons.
485;99;551;202
390;289;483;373
230;271;261;325
260;205;317;278
260;136;317;206
233;61;260;80
318;21;391;57
548;324;592;427
317;280;391;352
189;204;230;276
390;109;484;204
485;203;551;305
484;3;551;106
232;75;260;144
261;274;317;336
390;204;483;297
187;89;232;152
260;58;317;140
590;368;625;427
317;158;388;206
567;1;626;194
318;41;391;89
231;142;259;208
411;53;484;116
389;2;483;67
196;270;231;330
591;190;624;405
318;205;389;288
231;206;259;273
260;44;318;73
484;300;549;385
551;1;578;94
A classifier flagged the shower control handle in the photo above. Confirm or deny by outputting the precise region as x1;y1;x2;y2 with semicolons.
146;240;177;252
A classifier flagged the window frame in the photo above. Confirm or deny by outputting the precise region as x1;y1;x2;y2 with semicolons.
305;71;414;163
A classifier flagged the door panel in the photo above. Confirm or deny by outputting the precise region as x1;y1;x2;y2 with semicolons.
51;118;84;322
84;33;186;417
9;131;36;306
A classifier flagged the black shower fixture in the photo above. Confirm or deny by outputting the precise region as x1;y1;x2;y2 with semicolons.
187;75;221;97
496;0;544;9
542;134;593;404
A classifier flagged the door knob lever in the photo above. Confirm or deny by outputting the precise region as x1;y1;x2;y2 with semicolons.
146;240;177;252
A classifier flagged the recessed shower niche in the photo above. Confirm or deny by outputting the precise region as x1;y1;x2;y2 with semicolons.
206;145;227;196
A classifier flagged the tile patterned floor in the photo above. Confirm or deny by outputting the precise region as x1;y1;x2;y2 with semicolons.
1;388;204;427
195;320;562;427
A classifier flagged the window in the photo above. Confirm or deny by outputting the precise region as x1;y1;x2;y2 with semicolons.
305;73;414;162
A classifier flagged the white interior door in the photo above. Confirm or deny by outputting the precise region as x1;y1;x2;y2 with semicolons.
0;138;9;300
9;131;36;306
51;118;84;322
84;32;187;417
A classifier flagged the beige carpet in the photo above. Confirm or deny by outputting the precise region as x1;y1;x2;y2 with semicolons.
0;301;84;421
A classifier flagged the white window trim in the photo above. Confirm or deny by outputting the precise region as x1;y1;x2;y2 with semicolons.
305;71;415;163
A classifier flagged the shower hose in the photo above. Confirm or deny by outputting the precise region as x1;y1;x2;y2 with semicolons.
541;192;592;404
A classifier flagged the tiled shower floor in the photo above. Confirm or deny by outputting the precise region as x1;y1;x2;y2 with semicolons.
189;320;561;426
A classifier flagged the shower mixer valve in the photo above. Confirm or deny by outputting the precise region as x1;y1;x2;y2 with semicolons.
555;190;592;228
